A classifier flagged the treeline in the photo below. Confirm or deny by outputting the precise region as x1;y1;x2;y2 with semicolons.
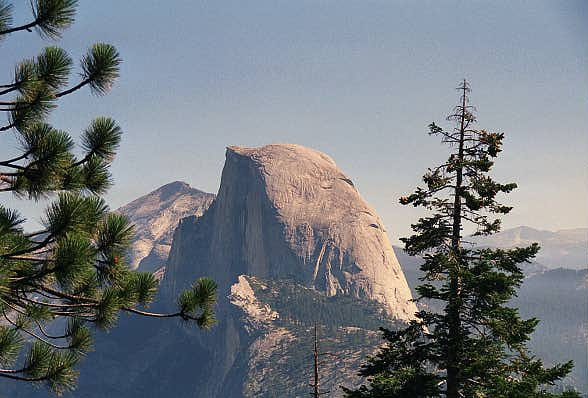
247;277;402;331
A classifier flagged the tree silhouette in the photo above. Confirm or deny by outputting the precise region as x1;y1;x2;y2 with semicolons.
344;81;579;398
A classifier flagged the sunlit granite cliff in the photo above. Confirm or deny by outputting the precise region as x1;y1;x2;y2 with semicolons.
162;144;417;320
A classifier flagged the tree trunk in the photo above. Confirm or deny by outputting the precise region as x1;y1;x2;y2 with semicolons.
446;80;468;398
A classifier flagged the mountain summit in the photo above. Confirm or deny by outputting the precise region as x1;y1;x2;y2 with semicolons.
116;181;215;271
163;144;416;320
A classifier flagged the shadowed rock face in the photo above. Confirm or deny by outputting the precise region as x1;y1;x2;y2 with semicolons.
116;181;215;271
3;145;418;398
163;144;416;320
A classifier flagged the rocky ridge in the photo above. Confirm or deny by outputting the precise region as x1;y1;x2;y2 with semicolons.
116;181;215;271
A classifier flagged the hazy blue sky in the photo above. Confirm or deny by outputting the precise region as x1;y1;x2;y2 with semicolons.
1;0;586;242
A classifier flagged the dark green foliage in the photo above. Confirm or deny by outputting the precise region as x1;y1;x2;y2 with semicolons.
0;0;76;39
80;117;121;161
0;326;23;365
30;0;77;39
80;43;121;95
399;249;587;393
247;277;403;331
345;82;580;398
243;276;393;398
0;2;217;395
177;278;217;328
35;47;72;89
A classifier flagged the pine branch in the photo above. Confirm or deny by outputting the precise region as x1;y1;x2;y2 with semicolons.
2;310;71;350
0;20;37;36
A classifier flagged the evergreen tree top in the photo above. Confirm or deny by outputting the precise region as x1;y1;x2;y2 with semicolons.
344;81;580;398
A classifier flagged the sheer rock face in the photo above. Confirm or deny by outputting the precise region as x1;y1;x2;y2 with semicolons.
163;144;416;320
116;181;215;271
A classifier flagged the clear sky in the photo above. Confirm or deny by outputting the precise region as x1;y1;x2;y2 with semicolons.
1;0;587;243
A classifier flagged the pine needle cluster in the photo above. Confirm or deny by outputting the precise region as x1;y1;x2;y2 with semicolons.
0;2;216;395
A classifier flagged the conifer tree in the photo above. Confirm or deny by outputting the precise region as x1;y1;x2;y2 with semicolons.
0;1;216;395
343;81;579;398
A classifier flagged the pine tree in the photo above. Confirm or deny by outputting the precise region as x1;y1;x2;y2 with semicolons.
0;1;216;395
343;81;580;398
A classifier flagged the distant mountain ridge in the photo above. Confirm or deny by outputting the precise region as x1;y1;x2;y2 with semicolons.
116;183;586;274
470;226;587;269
